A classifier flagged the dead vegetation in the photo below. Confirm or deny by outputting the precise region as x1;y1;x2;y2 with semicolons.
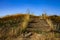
0;14;60;40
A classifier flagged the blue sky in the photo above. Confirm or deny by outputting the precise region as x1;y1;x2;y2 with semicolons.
0;0;60;16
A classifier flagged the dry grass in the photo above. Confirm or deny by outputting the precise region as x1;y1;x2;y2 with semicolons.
0;14;60;40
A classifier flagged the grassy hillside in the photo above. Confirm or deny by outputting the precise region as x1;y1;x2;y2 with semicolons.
0;14;60;40
0;14;30;40
49;15;60;32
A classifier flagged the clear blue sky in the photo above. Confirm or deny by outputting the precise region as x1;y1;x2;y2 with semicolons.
0;0;60;16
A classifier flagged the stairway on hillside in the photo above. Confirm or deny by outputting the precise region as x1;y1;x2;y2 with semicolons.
26;16;51;32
